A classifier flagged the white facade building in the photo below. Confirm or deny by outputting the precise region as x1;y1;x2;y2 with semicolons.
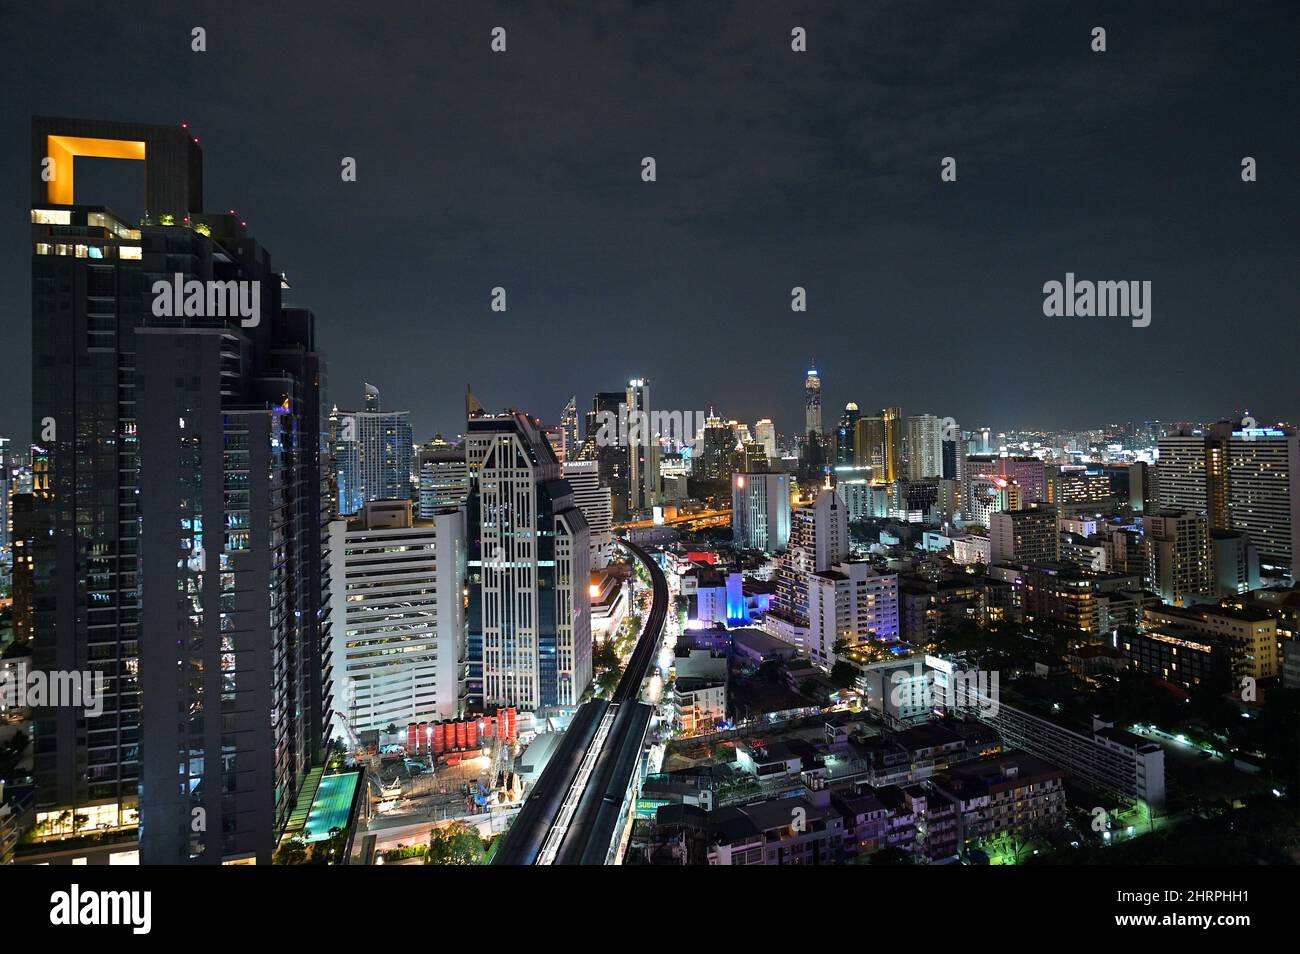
806;561;900;665
952;533;991;566
563;458;615;569
839;478;889;521
467;411;591;709
328;500;465;738
418;453;469;516
1227;429;1299;578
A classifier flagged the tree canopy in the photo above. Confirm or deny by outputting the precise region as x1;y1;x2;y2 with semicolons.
427;822;487;865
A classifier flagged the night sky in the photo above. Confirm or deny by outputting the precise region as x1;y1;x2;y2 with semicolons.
1;1;1296;444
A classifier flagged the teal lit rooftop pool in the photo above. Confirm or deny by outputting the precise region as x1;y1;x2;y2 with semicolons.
303;771;360;842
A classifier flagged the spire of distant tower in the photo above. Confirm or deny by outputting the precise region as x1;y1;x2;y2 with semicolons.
466;385;485;420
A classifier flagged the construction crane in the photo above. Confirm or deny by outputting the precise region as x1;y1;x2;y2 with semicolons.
336;707;388;804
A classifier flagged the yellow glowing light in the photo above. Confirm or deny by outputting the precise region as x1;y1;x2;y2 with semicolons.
736;476;745;488
45;135;148;206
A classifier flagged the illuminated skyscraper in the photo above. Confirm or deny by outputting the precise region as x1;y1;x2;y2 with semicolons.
942;427;967;507
1144;509;1213;606
333;384;414;516
881;406;903;483
697;412;737;481
560;395;579;461
10;492;34;646
965;455;1046;516
837;402;860;468
854;415;884;475
1226;427;1300;577
563;458;615;568
0;437;10;552
807;562;900;664
29;117;331;864
772;484;850;649
1153;424;1232;529
754;418;777;459
466;410;591;709
852;408;904;483
1156;430;1211;512
1210;529;1260;596
586;390;630;520
732;472;791;551
328;500;465;734
627;378;660;513
804;366;822;438
990;506;1061;566
417;439;470;515
906;414;943;480
543;423;568;462
580;380;659;519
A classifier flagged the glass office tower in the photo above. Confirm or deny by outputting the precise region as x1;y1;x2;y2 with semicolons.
29;117;331;863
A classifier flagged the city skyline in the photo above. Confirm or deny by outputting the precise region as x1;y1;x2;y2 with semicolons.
1;1;1298;444
3;0;1299;892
